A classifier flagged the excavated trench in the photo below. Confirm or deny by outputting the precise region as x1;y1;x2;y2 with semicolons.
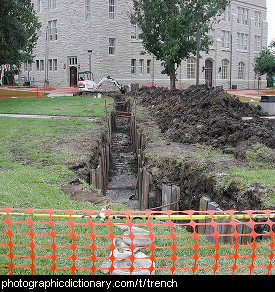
106;100;139;210
66;88;274;213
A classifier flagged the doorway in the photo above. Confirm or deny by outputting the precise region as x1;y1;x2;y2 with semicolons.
70;66;77;87
205;60;213;87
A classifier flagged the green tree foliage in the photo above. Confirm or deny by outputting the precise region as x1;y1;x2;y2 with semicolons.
131;0;230;89
0;0;41;67
254;42;275;87
254;43;275;76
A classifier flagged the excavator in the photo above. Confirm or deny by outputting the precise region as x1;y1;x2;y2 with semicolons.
74;71;129;95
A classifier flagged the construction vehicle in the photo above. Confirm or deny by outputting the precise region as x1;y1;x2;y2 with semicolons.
74;71;129;95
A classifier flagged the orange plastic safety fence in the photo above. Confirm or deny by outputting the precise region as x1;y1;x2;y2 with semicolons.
0;86;43;99
0;208;275;275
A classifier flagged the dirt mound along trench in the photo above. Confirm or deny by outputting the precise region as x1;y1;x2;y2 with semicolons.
133;87;275;211
136;86;275;150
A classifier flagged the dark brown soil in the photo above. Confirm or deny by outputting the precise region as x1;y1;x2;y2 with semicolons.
61;185;108;204
135;85;275;150
133;86;275;211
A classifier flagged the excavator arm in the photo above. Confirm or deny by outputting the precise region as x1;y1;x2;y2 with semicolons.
96;76;128;94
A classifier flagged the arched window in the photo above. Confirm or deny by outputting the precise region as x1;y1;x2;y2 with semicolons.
187;58;196;79
238;62;245;79
221;59;229;80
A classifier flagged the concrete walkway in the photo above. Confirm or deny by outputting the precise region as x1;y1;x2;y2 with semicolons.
0;113;102;122
226;89;275;101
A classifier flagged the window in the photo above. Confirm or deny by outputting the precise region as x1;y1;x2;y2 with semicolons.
221;60;229;80
187;58;196;79
69;57;77;66
36;60;44;71
208;29;215;45
139;59;144;74
24;61;32;72
40;60;44;71
131;59;136;73
49;59;53;71
131;24;142;40
236;33;248;50
53;59;57;71
48;0;56;10
131;25;137;39
238;62;245;79
237;7;248;25
255;35;261;52
48;20;57;41
49;59;57;71
86;0;91;20
109;38;115;55
255;11;261;27
146;60;151;74
109;0;115;19
37;0;41;12
221;30;230;48
222;5;231;22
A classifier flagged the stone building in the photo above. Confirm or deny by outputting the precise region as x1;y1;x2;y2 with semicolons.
20;0;268;89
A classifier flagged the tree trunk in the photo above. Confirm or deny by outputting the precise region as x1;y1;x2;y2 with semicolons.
169;64;176;90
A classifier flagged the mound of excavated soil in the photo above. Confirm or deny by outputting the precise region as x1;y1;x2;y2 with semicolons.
136;86;275;150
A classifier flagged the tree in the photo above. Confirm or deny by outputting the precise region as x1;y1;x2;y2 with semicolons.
0;0;41;68
254;42;275;87
131;0;230;90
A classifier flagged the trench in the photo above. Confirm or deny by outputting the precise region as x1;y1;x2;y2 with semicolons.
106;99;139;210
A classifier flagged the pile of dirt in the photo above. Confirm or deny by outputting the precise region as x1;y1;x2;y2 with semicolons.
135;86;275;150
61;185;108;204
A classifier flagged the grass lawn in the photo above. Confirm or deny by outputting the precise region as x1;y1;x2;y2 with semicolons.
0;95;112;210
0;94;112;117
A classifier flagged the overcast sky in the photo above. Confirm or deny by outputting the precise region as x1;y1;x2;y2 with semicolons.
266;0;275;44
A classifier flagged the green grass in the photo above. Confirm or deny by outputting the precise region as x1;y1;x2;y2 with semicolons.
0;95;113;210
0;116;104;210
0;94;111;117
226;167;275;189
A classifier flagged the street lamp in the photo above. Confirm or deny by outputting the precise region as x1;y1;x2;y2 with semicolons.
194;12;203;87
88;49;93;80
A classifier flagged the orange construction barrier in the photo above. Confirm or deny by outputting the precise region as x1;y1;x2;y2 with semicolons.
0;208;274;275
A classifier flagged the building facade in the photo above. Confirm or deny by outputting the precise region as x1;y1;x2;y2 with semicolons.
20;0;268;90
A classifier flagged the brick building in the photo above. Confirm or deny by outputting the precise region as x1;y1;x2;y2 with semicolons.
20;0;268;90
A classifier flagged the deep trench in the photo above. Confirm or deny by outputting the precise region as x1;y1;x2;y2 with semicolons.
105;100;139;210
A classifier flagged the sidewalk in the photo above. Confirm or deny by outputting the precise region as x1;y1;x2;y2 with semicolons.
226;89;275;101
0;113;102;121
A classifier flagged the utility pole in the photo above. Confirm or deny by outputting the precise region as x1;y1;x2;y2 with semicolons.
88;50;93;80
194;12;203;87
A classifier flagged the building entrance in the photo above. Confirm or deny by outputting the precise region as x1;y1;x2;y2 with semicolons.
70;66;77;87
205;60;213;87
